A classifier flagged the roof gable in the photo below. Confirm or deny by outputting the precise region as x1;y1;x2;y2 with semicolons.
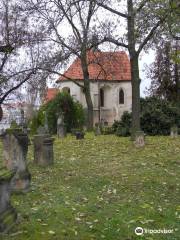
58;51;131;82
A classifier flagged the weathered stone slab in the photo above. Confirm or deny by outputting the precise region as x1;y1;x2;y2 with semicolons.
134;131;145;147
1;129;31;193
33;134;54;166
0;168;17;233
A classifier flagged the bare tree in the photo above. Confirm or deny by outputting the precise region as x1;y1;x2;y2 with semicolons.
0;0;49;105
92;0;178;135
26;0;103;129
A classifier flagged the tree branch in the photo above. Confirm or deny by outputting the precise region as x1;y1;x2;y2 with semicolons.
135;0;149;14
137;15;168;55
96;0;128;18
0;72;34;104
38;67;84;89
102;37;128;48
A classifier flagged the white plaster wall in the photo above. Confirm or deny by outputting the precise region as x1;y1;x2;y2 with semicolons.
58;80;132;125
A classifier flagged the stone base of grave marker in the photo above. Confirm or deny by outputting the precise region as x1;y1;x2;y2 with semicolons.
0;129;31;193
134;131;145;147
0;168;17;233
33;134;54;166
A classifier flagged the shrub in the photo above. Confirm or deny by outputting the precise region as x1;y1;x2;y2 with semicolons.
30;92;85;134
112;111;132;137
140;97;180;135
112;97;180;136
101;126;114;135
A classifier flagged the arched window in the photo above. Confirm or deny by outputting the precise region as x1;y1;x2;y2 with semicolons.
119;89;124;104
100;88;104;107
62;87;70;94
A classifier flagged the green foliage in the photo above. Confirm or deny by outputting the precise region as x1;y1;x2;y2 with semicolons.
10;120;19;129
112;98;180;136
101;126;114;135
30;92;85;134
0;134;180;240
140;97;180;135
112;111;132;137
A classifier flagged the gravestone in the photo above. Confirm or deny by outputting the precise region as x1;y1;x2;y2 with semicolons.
1;129;31;193
94;123;101;136
33;125;54;166
134;131;145;147
170;125;178;138
33;135;54;166
0;168;17;233
57;113;66;138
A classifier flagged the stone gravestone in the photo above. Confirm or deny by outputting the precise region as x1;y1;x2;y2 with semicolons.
1;129;31;193
57;113;66;138
94;123;101;136
0;168;17;233
170;125;178;138
134;131;145;147
33;126;54;166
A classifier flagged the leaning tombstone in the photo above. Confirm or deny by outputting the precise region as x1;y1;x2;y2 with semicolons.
134;131;145;147
33;126;54;166
57;113;66;138
170;125;178;138
1;129;31;193
0;167;17;233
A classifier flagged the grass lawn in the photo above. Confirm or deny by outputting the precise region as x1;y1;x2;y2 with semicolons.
0;134;180;240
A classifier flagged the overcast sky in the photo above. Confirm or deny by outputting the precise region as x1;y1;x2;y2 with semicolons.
139;49;155;97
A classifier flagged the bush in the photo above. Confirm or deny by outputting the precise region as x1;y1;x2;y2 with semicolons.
101;126;114;135
112;97;180;136
112;111;132;137
140;97;180;135
30;92;85;134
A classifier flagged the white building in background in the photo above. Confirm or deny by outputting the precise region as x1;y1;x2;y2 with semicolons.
0;103;24;131
48;51;132;125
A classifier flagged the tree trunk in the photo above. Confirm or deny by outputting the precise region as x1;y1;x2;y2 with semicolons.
81;51;94;130
130;55;141;133
84;81;94;130
127;0;141;135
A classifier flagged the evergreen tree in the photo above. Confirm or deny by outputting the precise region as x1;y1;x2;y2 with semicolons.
147;40;180;102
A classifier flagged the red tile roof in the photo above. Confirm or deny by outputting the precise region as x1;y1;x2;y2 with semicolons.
44;88;59;102
57;51;131;82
